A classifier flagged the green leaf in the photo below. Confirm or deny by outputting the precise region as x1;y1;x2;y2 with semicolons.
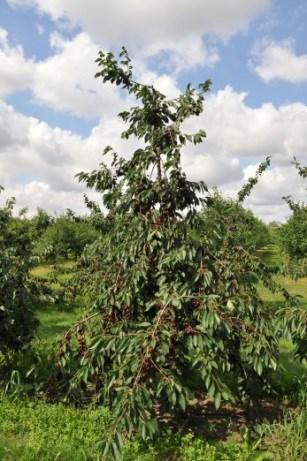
179;393;186;411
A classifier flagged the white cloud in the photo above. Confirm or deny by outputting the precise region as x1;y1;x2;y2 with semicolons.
0;28;35;96
0;28;184;118
0;29;178;120
184;87;307;163
242;165;307;222
33;32;125;119
1;0;270;119
1;82;307;221
183;152;241;185
1;181;92;216
0;98;141;214
7;0;270;41
251;39;307;83
4;0;307;224
180;87;307;221
0;29;129;119
0;99;86;193
7;0;271;74
141;35;219;74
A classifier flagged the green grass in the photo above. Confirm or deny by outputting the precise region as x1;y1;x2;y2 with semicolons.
1;395;305;460
36;308;81;340
32;260;82;339
31;260;76;279
0;397;271;461
258;244;283;267
0;397;111;461
258;275;307;309
256;266;307;393
260;392;307;461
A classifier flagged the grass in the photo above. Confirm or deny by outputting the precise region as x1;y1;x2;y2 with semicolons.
258;275;307;309
0;397;272;461
0;397;111;461
260;391;307;461
1;395;306;460
32;260;82;339
31;260;76;279
258;244;307;308
256;256;307;394
36;308;81;339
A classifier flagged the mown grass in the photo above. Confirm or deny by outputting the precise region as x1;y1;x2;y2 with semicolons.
31;260;76;279
258;275;307;309
32;260;82;339
36;309;81;339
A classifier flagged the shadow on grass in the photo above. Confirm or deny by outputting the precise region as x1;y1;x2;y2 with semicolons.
36;308;81;340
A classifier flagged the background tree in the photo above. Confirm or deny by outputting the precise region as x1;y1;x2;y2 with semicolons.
199;190;271;255
30;208;53;241
35;211;98;260
278;158;307;277
279;206;307;260
277;159;307;360
0;189;37;352
58;49;294;459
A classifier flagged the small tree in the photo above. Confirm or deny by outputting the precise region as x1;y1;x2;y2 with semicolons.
0;189;37;352
59;49;293;458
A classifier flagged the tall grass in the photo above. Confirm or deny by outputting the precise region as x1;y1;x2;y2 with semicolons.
261;390;307;461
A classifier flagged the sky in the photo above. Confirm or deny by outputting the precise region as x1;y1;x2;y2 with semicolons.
0;0;307;222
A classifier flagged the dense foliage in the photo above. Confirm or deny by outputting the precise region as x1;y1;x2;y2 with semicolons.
34;211;98;260
199;191;271;254
0;189;37;352
55;49;295;459
279;207;307;259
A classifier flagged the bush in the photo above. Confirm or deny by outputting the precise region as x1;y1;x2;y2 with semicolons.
0;338;59;398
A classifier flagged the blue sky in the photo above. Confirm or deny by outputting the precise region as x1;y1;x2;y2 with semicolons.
0;0;307;220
